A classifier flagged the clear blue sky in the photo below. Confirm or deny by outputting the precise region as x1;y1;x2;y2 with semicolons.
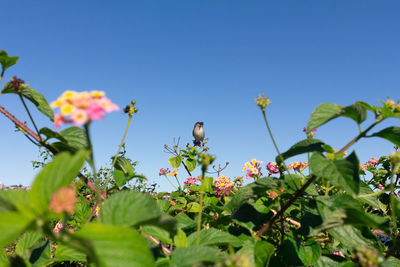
1;1;399;191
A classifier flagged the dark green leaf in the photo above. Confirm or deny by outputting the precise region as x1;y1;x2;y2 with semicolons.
0;50;18;73
15;232;43;260
277;139;325;165
391;194;400;219
100;191;161;227
75;223;154;267
171;246;223;267
21;87;54;120
370;127;400;147
383;256;400;267
307;103;343;132
310;152;360;195
341;104;367;125
141;225;173;244
29;150;88;214
53;243;87;263
175;213;196;230
59;127;89;150
254;241;274;267
187;228;242;247
357;182;379;208
298;242;321;266
39;127;66;142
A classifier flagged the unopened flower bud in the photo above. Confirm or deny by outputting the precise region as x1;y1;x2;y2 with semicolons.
386;98;395;109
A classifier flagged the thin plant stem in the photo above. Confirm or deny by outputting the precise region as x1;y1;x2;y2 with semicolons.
84;123;101;204
174;175;182;190
164;175;178;191
19;94;41;137
196;168;206;245
104;114;133;190
261;110;291;175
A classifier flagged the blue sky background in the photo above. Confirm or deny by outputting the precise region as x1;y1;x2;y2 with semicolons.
0;1;399;191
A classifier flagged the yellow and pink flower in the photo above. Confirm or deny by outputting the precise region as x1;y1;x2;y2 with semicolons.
51;90;118;129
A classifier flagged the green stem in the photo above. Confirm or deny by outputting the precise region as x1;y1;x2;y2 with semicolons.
84;124;100;204
104;114;133;190
164;175;178;191
174;175;182;190
336;119;380;155
261;110;292;176
325;181;330;196
357;189;390;199
19;94;41;138
196;169;206;245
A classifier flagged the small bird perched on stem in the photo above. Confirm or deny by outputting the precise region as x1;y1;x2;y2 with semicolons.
192;121;205;146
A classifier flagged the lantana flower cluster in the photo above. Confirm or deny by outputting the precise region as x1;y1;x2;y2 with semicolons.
242;159;263;179
51;90;119;129
184;176;200;187
169;169;179;176
266;162;280;175
53;221;63;233
360;158;379;171
288;162;308;172
159;168;170;176
213;175;234;196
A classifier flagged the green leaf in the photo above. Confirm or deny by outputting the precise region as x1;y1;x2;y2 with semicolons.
254;241;274;267
225;177;280;212
99;191;161;227
307;103;367;132
75;223;154;267
168;155;182;168
53;243;87;263
391;194;400;219
187;228;242;247
329;225;375;249
315;256;353;267
201;176;213;193
21;87;54;120
298;242;321;266
171;246;223;267
114;157;134;177
0;212;32;248
187;202;201;213
383;256;400;267
307;103;343;132
141;225;173;244
59;127;89;150
185;159;196;171
284;174;303;191
310;152;360;195
370;127;400;147
0;250;10;266
29;150;88;214
357;182;379;208
15;232;43;260
39;127;66;142
0;190;34;217
341;104;367;124
174;229;188;248
0;50;18;73
277;139;325;165
175;213;196;230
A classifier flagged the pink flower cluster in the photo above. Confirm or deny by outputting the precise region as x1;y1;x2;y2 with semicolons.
53;221;63;233
213;175;234;196
159;168;170;176
51;90;119;129
360;158;379;171
266;162;280;175
333;251;345;257
288;162;308;172
184;176;200;187
242;159;263;179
